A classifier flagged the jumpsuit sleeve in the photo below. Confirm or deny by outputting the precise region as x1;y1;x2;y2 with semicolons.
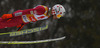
12;10;23;17
12;8;34;17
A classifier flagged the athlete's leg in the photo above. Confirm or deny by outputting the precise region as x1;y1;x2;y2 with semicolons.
0;16;23;29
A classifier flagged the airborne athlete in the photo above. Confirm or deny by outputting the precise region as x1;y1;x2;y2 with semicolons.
0;4;66;31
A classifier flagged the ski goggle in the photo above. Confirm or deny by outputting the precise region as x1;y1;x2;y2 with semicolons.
56;14;62;19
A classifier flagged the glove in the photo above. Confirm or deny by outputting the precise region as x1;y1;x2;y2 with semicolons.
2;14;13;19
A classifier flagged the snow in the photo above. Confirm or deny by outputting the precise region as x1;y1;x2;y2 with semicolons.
5;0;9;2
66;0;70;2
1;1;5;6
26;2;30;8
8;8;14;13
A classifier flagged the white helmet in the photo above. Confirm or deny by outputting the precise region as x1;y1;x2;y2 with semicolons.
52;4;66;19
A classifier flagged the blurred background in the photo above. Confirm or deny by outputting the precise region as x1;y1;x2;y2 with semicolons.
0;0;100;48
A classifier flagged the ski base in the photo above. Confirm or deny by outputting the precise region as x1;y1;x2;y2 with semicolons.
0;25;48;37
0;36;66;44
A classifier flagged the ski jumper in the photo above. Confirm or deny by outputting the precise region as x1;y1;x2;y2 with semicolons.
0;5;49;29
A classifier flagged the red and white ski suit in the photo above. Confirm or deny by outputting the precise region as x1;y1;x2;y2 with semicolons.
0;5;49;29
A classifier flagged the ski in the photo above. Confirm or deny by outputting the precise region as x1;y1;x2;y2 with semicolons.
0;25;48;37
0;36;66;44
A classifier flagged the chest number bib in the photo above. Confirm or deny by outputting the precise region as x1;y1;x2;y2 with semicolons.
22;15;30;23
22;15;37;23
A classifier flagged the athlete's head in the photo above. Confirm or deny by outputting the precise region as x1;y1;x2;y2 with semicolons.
51;4;66;19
